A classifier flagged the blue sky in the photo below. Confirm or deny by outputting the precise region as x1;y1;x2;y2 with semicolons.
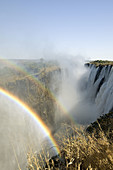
0;0;113;60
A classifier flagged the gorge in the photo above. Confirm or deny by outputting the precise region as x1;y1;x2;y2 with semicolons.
0;59;113;169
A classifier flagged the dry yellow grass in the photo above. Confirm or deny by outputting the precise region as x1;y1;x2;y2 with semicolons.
26;123;113;169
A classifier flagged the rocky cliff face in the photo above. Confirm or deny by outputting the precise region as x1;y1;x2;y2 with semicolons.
0;60;62;129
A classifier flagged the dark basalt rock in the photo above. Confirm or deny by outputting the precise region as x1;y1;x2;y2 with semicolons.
95;77;105;96
86;112;113;141
109;65;112;74
94;65;103;83
85;63;94;68
85;63;90;67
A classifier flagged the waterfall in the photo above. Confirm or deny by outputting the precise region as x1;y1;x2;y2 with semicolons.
87;64;113;116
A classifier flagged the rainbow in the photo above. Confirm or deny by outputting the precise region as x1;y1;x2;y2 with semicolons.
0;57;78;135
0;58;71;120
0;88;60;155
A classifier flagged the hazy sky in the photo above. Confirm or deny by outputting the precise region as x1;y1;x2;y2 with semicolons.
0;0;113;60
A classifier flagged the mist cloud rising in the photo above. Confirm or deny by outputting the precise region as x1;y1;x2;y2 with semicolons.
51;56;98;125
